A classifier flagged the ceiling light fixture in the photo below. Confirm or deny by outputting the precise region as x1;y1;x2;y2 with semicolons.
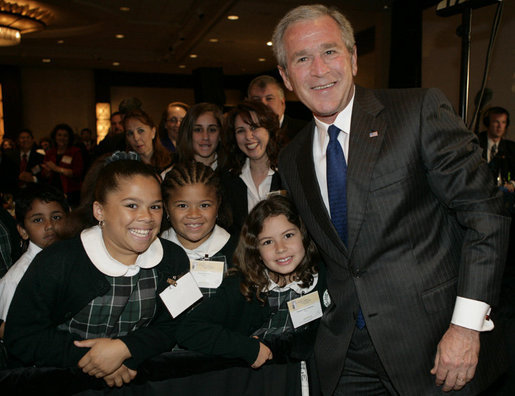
209;38;219;43
0;26;19;46
112;61;120;66
266;41;273;47
258;58;266;62
119;7;130;12
115;34;124;39
189;54;198;58
227;15;239;21
42;58;51;63
0;0;52;46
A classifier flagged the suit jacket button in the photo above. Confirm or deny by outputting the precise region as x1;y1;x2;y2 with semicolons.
353;269;360;278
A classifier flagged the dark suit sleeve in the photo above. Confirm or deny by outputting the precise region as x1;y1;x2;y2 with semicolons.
420;88;509;305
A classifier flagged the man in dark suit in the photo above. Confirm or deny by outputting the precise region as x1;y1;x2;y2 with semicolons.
248;75;307;149
272;5;509;395
477;107;515;191
15;129;44;190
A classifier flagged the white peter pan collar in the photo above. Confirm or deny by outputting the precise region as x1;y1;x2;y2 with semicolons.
81;225;163;277
266;272;319;295
161;225;230;260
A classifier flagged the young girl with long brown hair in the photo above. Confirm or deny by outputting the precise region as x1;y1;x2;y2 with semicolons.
177;195;327;371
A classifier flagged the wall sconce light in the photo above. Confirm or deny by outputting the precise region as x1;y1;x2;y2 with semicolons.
95;102;111;144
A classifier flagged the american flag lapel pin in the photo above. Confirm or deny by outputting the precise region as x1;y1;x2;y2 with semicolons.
369;130;379;138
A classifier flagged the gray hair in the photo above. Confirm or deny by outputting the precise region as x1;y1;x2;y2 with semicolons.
247;75;285;99
272;4;355;70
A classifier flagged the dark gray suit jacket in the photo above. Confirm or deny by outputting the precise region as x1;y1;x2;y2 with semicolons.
278;86;510;395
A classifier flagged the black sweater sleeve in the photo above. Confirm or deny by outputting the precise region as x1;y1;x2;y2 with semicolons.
5;241;96;367
176;275;266;365
120;240;190;369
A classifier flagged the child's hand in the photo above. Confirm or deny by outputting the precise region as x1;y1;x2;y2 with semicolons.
75;338;131;377
103;364;137;387
251;341;273;369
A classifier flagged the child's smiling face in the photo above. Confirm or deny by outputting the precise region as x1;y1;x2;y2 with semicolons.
93;174;163;265
257;214;305;284
167;183;219;250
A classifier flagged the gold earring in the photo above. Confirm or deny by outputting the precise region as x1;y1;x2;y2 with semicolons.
99;220;105;228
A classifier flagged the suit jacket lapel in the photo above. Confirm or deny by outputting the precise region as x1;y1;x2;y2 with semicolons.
347;86;386;256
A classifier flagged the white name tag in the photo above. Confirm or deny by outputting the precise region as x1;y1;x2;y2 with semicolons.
190;259;224;289
61;155;72;164
287;291;323;328
266;190;287;198
159;272;203;318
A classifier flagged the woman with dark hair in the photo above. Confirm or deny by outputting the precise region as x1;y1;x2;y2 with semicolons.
158;102;189;153
42;123;84;207
124;109;174;175
176;102;226;170
221;100;282;232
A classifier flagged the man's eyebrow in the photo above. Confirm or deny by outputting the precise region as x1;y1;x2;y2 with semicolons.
292;49;308;58
320;42;339;50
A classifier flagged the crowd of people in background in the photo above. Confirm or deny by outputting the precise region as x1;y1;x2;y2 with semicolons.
0;3;513;394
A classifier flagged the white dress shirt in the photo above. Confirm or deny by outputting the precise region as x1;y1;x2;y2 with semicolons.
311;86;492;332
0;241;41;320
239;158;275;213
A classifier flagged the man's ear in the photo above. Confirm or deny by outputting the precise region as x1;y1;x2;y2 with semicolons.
351;45;358;77
278;65;293;92
17;224;29;241
92;201;104;222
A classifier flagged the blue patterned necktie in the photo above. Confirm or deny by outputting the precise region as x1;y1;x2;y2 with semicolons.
326;125;365;329
326;125;348;245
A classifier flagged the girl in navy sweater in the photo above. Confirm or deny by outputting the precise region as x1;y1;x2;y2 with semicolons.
161;161;237;298
5;155;189;387
177;195;327;370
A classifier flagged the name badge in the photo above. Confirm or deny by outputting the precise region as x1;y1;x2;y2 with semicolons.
190;259;224;289
159;272;203;318
287;291;323;328
266;190;287;198
61;155;72;164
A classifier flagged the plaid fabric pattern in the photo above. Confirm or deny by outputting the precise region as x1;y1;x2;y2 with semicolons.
252;288;299;341
58;268;158;339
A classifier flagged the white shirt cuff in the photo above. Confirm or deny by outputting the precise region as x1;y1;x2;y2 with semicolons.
451;296;494;332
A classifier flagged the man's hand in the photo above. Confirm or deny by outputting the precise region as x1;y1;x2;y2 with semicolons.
75;338;131;377
251;340;273;369
431;324;480;392
103;365;137;387
18;171;34;183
